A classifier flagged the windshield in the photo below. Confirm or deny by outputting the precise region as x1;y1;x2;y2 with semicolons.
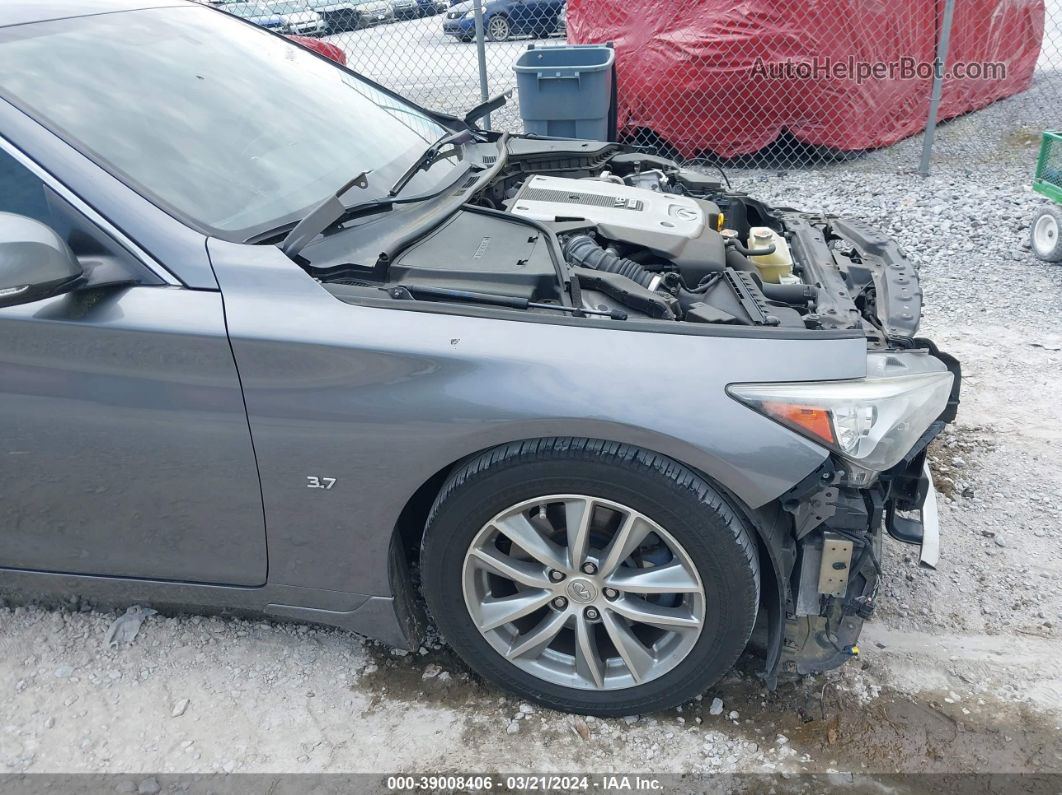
0;6;457;239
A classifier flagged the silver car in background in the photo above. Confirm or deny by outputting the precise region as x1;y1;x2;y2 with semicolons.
0;0;958;716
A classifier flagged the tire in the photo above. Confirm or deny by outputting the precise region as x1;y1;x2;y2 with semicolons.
485;14;511;41
420;438;761;716
1031;205;1062;262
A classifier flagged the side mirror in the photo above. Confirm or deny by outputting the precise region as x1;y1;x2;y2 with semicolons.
0;212;84;309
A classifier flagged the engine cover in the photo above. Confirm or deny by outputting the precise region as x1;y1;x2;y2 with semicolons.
508;175;726;276
509;175;707;238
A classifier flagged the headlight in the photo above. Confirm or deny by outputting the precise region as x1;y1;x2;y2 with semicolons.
728;367;953;473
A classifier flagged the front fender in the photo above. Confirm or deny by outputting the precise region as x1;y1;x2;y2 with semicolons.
207;240;868;597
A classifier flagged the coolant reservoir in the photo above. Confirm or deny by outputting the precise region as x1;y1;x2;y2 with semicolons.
747;227;793;283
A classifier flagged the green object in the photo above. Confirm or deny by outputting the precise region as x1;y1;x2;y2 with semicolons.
1033;130;1062;205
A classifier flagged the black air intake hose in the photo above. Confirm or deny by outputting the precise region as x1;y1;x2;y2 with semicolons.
563;235;656;289
725;248;759;273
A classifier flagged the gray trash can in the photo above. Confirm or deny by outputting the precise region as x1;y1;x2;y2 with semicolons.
513;45;615;141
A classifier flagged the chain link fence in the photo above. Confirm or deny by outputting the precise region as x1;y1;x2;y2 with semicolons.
207;0;1060;174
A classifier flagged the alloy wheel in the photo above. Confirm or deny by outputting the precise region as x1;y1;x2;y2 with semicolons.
487;15;510;41
461;495;706;691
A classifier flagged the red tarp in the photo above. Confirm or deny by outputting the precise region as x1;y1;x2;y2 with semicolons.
567;0;1043;157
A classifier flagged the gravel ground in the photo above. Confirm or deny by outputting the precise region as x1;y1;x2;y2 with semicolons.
3;27;1062;779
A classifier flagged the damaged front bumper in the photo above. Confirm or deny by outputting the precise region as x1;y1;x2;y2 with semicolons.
772;343;961;680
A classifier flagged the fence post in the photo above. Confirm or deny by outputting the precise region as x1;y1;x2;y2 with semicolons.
472;0;491;130
918;0;957;176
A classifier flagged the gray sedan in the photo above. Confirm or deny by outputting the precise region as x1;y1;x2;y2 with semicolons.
0;0;958;715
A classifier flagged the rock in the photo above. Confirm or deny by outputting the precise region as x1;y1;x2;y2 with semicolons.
505;720;521;735
421;664;441;679
136;778;160;795
728;711;739;720
171;698;189;718
572;717;590;741
114;782;136;794
54;665;74;679
519;703;534;714
709;697;724;716
995;536;1007;547
622;715;638;725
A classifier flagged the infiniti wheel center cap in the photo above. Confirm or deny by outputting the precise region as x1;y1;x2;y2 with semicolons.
565;578;598;604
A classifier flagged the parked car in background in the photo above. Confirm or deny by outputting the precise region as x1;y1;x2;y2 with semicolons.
347;0;395;27
304;0;366;32
223;1;287;30
264;0;325;34
288;33;347;62
416;0;449;15
392;0;443;19
224;1;324;34
391;0;419;19
443;0;564;42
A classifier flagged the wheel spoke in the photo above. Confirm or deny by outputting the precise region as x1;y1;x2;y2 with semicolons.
601;609;655;683
468;547;551;589
604;560;700;595
608;596;701;630
475;590;553;632
492;513;567;570
505;609;568;659
563;497;594;569
575;614;605;688
462;493;710;692
598;513;652;578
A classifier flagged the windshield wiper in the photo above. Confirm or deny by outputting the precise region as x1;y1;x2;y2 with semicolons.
388;129;475;198
279;170;373;259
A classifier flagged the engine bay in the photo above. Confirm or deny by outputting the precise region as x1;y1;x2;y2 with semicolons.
312;141;922;348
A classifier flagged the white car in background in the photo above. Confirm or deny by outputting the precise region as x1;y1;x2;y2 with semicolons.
262;0;326;34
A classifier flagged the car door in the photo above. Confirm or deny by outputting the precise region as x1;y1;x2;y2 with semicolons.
0;142;267;587
506;0;534;34
514;0;556;33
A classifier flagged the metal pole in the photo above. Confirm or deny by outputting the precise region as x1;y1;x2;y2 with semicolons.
918;0;957;176
472;0;491;130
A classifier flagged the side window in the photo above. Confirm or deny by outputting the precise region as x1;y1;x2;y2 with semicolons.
0;143;163;286
0;145;53;223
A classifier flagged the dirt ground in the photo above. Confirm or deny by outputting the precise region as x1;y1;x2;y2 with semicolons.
2;135;1062;782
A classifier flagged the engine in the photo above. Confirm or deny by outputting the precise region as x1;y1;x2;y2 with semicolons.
314;144;919;344
506;174;808;328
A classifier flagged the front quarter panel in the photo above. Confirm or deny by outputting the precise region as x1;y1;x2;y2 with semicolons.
207;240;868;596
